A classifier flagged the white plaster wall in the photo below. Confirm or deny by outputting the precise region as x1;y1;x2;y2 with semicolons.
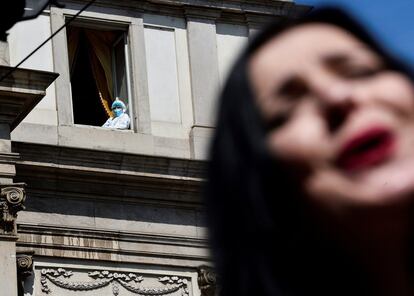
216;23;248;86
8;14;58;126
145;26;181;123
144;14;193;139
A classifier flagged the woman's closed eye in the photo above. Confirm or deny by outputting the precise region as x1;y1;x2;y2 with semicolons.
325;53;384;79
265;113;290;131
277;77;308;100
340;64;382;79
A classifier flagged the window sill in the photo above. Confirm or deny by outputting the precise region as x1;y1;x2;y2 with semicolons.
73;124;134;133
12;123;194;159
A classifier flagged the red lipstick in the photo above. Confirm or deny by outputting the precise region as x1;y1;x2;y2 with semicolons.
336;127;395;172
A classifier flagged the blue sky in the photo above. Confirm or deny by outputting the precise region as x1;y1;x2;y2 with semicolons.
296;0;414;65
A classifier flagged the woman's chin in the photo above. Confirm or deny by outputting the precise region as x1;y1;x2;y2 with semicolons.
351;157;414;206
306;157;414;210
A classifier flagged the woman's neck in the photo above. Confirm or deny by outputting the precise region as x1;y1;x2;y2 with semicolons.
338;205;413;296
310;202;414;295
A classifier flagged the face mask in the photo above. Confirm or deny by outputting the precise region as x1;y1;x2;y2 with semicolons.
113;108;124;118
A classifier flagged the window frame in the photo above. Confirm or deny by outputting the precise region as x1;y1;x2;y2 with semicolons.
67;21;133;128
112;32;130;102
50;4;151;134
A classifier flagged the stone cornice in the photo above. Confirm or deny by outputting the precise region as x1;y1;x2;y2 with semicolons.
65;0;311;25
12;142;205;207
12;142;205;179
184;7;222;21
0;66;58;131
17;224;209;268
15;163;203;207
18;224;207;248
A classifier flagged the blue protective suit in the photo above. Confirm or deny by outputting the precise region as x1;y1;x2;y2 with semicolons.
102;112;130;129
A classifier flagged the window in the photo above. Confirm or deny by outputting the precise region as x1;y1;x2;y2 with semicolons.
67;24;131;127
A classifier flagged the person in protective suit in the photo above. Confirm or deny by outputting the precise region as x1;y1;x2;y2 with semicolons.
102;98;130;129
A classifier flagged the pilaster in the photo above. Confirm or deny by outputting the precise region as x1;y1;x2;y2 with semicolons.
185;8;221;128
0;184;26;296
185;9;221;159
0;41;10;66
0;65;57;296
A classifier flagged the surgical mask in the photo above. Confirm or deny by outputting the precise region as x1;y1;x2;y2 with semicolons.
113;108;124;118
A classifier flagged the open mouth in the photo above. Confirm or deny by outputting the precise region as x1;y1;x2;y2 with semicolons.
336;127;396;172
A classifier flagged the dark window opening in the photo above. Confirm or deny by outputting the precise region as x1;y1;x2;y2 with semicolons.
71;32;107;125
67;25;130;127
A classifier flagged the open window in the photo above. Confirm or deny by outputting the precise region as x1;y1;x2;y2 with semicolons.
67;24;131;127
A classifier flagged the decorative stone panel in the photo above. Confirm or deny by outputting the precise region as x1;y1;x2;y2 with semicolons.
37;267;192;296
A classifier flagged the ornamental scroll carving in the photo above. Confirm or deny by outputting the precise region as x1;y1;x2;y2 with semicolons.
40;268;190;296
17;252;34;296
0;184;26;235
197;266;217;296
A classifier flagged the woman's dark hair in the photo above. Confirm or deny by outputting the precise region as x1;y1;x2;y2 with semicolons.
205;7;414;296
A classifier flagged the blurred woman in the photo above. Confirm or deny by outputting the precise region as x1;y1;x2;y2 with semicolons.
206;8;414;296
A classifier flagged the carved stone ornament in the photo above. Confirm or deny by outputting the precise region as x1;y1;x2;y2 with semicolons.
40;268;190;296
17;252;34;278
17;252;34;296
197;266;217;296
0;184;26;235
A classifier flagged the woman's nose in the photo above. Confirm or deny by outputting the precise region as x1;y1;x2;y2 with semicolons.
309;75;356;132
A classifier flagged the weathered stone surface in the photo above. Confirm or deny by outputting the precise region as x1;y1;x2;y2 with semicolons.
16;252;34;296
0;184;26;236
198;266;218;296
5;2;310;296
190;126;214;160
0;241;18;296
0;66;58;131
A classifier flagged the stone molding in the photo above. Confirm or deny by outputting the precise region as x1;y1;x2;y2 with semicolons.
184;7;222;21
0;66;58;131
0;183;26;237
18;224;206;248
245;12;281;29
12;142;205;179
13;142;204;207
66;0;311;25
40;268;190;295
17;224;209;268
197;266;217;296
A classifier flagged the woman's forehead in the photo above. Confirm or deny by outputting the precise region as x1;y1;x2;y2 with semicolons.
248;23;382;93
251;23;375;67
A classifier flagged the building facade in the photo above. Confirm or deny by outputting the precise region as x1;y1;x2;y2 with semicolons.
1;0;309;295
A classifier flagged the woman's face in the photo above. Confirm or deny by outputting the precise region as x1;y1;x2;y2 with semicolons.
249;23;414;209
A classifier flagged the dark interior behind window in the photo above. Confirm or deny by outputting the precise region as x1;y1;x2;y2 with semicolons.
67;25;129;127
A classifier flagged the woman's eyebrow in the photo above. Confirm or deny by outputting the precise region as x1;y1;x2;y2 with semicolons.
322;49;383;67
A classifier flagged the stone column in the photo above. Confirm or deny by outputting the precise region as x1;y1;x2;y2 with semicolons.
185;8;221;160
0;185;26;296
0;123;19;184
0;66;57;296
